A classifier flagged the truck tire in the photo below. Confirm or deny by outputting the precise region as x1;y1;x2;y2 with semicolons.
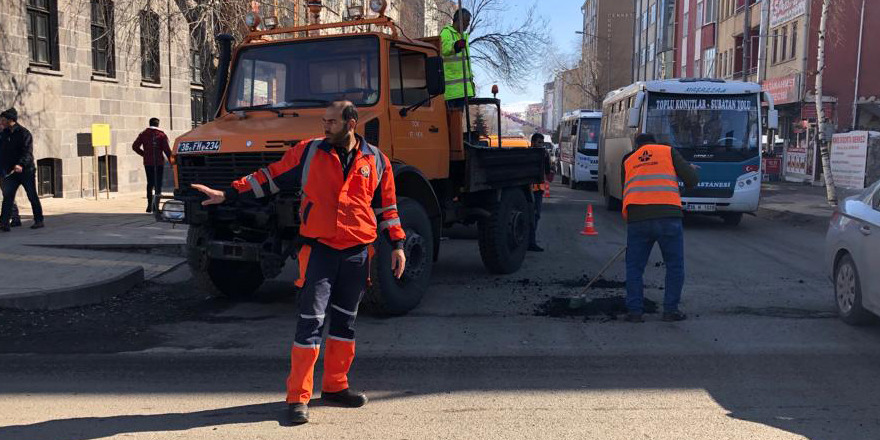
186;225;265;298
721;213;743;226
478;188;530;274
363;197;434;316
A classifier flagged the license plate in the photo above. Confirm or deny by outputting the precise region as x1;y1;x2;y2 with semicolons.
177;140;221;154
686;203;716;212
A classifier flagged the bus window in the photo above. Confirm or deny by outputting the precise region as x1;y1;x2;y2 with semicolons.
570;122;578;136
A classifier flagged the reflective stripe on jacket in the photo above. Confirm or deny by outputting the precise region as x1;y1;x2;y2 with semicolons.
440;25;475;100
622;144;682;220
229;135;406;250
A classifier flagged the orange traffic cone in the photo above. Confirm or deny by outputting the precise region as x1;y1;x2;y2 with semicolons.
580;204;598;236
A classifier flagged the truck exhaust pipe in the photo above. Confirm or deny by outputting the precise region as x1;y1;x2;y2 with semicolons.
214;34;235;117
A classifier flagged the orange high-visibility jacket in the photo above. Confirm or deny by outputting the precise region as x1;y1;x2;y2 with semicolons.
228;135;406;249
622;144;682;220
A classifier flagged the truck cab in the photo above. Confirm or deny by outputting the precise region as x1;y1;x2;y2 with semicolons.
158;11;544;315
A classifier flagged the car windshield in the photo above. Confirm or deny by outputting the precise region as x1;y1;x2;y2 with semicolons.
226;36;380;111
578;118;601;153
644;93;759;158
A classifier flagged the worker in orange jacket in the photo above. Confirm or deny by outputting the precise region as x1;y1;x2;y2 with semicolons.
192;101;407;424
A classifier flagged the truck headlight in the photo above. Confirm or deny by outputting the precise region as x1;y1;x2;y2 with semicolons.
160;200;186;222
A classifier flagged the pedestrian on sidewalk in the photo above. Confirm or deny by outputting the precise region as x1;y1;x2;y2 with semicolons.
528;132;553;252
0;108;43;231
0;112;21;228
132;118;171;213
620;133;699;323
191;101;407;425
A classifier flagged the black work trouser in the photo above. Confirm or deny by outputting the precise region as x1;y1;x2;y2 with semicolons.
0;175;19;223
1;169;42;225
145;165;164;206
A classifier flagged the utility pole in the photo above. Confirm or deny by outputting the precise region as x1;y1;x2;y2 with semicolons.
815;0;837;205
741;0;751;81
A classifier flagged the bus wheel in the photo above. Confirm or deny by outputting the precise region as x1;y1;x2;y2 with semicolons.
721;213;743;226
187;225;264;298
478;188;530;274
363;197;433;316
604;183;622;211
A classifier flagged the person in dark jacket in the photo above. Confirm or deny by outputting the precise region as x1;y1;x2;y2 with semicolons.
620;133;699;323
132;118;172;213
0;108;43;231
0;113;21;228
529;132;553;252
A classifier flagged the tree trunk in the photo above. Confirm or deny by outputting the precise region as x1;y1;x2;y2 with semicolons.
815;0;837;206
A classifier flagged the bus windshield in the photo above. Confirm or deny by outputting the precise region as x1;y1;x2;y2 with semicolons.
578;118;601;154
226;36;380;111
644;93;759;158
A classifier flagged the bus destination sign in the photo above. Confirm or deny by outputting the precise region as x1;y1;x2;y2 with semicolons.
654;99;753;111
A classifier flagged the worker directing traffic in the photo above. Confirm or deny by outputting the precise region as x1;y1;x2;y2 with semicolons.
191;101;407;424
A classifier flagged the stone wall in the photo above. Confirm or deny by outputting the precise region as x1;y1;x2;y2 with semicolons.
0;1;192;200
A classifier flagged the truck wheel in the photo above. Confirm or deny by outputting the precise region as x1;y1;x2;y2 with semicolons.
363;197;434;316
186;225;264;298
478;188;530;274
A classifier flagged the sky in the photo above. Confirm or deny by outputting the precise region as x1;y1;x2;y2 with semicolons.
469;0;586;113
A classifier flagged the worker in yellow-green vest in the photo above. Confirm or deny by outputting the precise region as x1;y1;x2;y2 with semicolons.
440;8;475;110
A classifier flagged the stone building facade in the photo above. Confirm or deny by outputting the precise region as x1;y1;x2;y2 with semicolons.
0;0;192;200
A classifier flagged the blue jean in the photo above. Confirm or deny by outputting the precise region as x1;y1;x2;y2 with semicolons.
625;218;685;314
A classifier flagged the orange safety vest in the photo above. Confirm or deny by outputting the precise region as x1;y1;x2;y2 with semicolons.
622;144;682;219
231;135;406;250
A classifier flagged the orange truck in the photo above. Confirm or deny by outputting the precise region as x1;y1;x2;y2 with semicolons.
156;7;544;315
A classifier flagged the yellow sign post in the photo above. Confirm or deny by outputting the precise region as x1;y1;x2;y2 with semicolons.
91;124;111;200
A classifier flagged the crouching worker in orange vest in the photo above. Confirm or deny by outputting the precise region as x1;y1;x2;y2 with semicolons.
621;133;698;324
192;101;407;424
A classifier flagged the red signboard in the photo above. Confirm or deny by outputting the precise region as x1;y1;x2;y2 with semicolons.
763;157;782;180
762;75;799;105
801;102;835;121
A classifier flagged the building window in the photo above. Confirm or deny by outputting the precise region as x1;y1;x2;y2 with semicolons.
91;0;115;77
780;26;788;61
650;2;656;25
140;10;161;83
771;29;778;63
682;12;689;38
681;38;687;70
26;0;59;69
703;48;716;78
790;21;798;60
190;28;204;85
648;43;655;62
705;0;717;23
191;88;208;127
696;1;704;28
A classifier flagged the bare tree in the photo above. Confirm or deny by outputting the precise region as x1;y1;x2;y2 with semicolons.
814;0;837;206
427;0;550;91
545;41;611;110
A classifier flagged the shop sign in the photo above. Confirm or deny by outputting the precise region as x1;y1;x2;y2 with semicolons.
762;75;800;105
831;131;870;189
770;0;807;28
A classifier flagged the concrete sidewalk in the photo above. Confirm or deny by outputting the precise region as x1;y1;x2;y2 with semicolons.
758;181;860;224
0;193;186;310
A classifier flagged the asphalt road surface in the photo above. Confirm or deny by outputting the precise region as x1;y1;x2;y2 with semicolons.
2;183;879;440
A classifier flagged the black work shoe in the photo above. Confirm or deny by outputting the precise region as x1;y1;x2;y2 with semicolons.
10;219;21;227
146;206;153;213
662;311;688;322
30;221;44;230
624;313;645;323
322;388;368;408
288;403;309;424
0;225;9;232
527;244;545;252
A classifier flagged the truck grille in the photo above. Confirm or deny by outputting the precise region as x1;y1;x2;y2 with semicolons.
177;152;286;189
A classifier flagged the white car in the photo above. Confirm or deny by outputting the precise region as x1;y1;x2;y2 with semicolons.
825;179;880;324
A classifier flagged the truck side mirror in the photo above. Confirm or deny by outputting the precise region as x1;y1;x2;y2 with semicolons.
426;56;445;96
767;109;779;130
627;108;641;128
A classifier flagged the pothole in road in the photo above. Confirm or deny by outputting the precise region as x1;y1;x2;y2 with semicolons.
554;276;628;289
535;295;658;320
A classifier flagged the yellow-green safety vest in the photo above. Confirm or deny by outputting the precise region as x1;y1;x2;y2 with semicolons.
440;25;475;101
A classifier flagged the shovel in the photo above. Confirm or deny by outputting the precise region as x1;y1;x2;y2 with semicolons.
568;245;627;309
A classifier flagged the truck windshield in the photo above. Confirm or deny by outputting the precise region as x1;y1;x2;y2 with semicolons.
226;36;380;111
644;93;759;158
578;118;600;154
